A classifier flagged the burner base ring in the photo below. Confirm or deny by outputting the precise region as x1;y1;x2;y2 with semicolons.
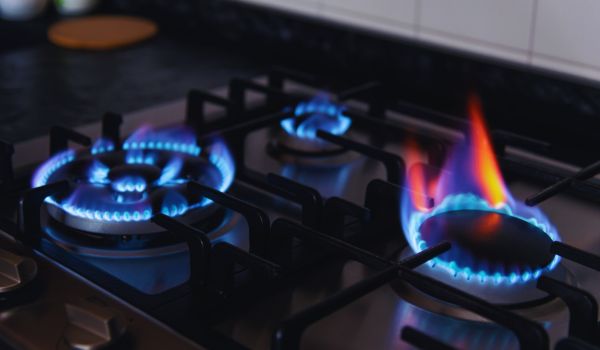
392;247;574;321
267;128;361;167
42;208;239;258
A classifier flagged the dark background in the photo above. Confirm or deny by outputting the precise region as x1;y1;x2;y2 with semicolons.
1;0;598;166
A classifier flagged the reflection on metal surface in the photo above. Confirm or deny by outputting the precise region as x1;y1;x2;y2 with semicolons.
395;301;520;350
281;160;355;198
0;249;37;294
247;127;386;204
47;210;243;294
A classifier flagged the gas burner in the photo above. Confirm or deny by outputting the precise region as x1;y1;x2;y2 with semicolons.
32;126;235;238
268;96;359;165
280;96;351;141
395;192;570;316
269;97;349;150
401;95;563;294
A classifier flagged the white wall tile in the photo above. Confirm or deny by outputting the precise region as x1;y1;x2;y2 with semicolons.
322;0;416;27
320;0;417;37
419;0;535;52
533;0;600;70
232;0;600;82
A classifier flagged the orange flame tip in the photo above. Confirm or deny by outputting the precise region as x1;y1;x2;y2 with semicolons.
405;139;434;212
468;94;507;208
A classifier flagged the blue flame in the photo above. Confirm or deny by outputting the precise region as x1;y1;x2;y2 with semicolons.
32;150;76;188
122;125;201;156
161;191;189;217
32;126;236;225
91;138;115;155
158;157;183;186
58;184;153;222
208;141;235;193
280;96;352;140
88;160;110;184
62;199;153;222
402;193;561;285
112;176;147;193
125;150;157;165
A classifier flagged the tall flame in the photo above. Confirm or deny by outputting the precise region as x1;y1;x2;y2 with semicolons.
467;94;507;207
405;94;510;210
405;139;432;212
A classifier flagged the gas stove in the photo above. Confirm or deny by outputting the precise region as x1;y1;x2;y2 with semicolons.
0;68;599;350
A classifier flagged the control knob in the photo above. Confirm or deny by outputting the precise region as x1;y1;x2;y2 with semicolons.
0;248;37;294
63;299;127;350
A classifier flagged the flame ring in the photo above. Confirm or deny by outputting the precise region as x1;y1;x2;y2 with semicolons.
405;193;561;286
280;99;352;140
32;140;234;225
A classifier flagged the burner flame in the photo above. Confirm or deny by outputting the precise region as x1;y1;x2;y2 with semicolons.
112;176;147;193
158;157;184;186
91;138;115;155
413;94;509;209
467;95;507;207
280;95;352;140
161;191;189;217
88;160;110;184
123;125;201;156
405;139;435;212
32;126;235;226
401;94;560;285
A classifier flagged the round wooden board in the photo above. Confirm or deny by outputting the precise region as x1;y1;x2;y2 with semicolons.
48;15;158;51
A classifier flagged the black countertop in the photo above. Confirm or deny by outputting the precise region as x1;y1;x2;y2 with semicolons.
0;18;265;143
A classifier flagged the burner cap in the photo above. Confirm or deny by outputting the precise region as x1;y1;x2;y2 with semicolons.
267;129;361;167
403;193;561;287
280;97;352;141
420;210;553;278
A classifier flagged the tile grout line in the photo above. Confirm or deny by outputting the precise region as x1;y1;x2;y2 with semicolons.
414;0;422;37
527;0;540;64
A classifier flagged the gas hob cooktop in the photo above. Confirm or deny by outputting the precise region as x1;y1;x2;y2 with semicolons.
0;69;599;350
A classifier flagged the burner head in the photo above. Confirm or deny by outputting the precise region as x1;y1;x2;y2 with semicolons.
268;96;359;165
404;193;561;286
280;96;352;141
420;210;553;280
32;127;235;236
